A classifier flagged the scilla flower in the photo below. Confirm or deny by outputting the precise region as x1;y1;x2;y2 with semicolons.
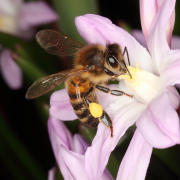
48;116;113;180
49;0;180;179
0;0;58;89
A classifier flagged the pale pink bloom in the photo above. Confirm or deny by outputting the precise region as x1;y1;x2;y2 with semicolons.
0;0;58;89
0;49;22;89
49;0;180;179
48;116;113;180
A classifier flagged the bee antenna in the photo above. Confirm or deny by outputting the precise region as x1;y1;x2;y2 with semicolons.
122;61;132;79
127;67;132;79
123;47;131;66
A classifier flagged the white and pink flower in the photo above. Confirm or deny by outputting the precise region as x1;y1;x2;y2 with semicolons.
49;0;180;179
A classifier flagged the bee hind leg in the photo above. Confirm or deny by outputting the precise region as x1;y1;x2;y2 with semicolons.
98;111;113;138
84;91;114;138
96;85;133;98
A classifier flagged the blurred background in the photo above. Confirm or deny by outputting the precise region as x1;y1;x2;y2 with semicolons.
1;0;180;179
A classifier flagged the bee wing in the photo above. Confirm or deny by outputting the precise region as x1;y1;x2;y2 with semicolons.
26;68;87;99
36;29;85;56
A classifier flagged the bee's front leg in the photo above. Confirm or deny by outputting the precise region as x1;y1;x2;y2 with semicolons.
96;85;133;98
84;91;113;138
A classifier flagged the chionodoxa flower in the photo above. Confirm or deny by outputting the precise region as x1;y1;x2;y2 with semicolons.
0;0;58;89
49;0;180;179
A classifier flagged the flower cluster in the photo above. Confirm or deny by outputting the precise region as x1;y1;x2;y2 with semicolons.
49;0;180;179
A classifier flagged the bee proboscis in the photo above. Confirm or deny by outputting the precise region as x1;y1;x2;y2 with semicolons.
26;29;133;137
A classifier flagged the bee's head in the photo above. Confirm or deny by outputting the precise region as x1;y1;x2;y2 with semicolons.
105;43;128;76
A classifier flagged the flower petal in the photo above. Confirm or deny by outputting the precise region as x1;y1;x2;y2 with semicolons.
59;145;89;180
0;49;22;89
160;49;180;90
140;0;159;43
50;89;77;120
85;97;145;180
131;30;147;49
0;0;22;16
147;0;175;75
73;134;89;154
117;129;152;180
140;0;175;48
18;1;58;31
164;86;180;110
48;167;56;180
136;92;180;148
75;14;154;73
48;116;74;162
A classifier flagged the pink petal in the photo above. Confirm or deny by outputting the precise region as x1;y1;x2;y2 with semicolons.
164;86;180;110
0;49;22;89
73;134;89;154
101;169;114;180
85;97;145;180
117;129;152;180
48;116;73;163
160;50;180;90
140;0;175;48
140;0;163;43
59;146;89;180
75;14;154;73
131;30;147;49
136;92;180;148
49;89;77;120
147;0;175;75
18;1;58;31
48;167;56;180
0;0;22;16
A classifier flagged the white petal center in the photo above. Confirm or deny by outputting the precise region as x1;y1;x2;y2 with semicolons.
119;64;159;104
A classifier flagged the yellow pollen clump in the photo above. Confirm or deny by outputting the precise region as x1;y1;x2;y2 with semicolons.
119;63;140;87
89;102;103;118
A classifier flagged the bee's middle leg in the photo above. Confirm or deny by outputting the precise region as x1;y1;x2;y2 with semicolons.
96;85;133;98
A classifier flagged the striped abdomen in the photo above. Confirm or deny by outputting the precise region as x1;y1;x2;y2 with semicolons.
65;76;99;128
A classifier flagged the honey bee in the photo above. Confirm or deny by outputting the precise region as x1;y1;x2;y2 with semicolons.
26;29;133;137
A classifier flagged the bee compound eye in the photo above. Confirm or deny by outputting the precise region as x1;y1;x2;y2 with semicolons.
107;56;118;68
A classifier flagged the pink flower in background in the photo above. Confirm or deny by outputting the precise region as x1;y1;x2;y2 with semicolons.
48;116;113;180
0;0;58;89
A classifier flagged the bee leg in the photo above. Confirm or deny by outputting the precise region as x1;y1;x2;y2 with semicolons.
84;90;114;138
84;87;94;106
96;85;133;98
98;111;113;138
103;68;116;79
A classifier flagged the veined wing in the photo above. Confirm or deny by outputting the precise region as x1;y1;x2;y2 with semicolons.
36;29;85;56
26;68;87;99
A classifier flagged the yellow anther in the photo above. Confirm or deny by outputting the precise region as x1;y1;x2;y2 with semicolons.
89;102;103;118
119;63;140;87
